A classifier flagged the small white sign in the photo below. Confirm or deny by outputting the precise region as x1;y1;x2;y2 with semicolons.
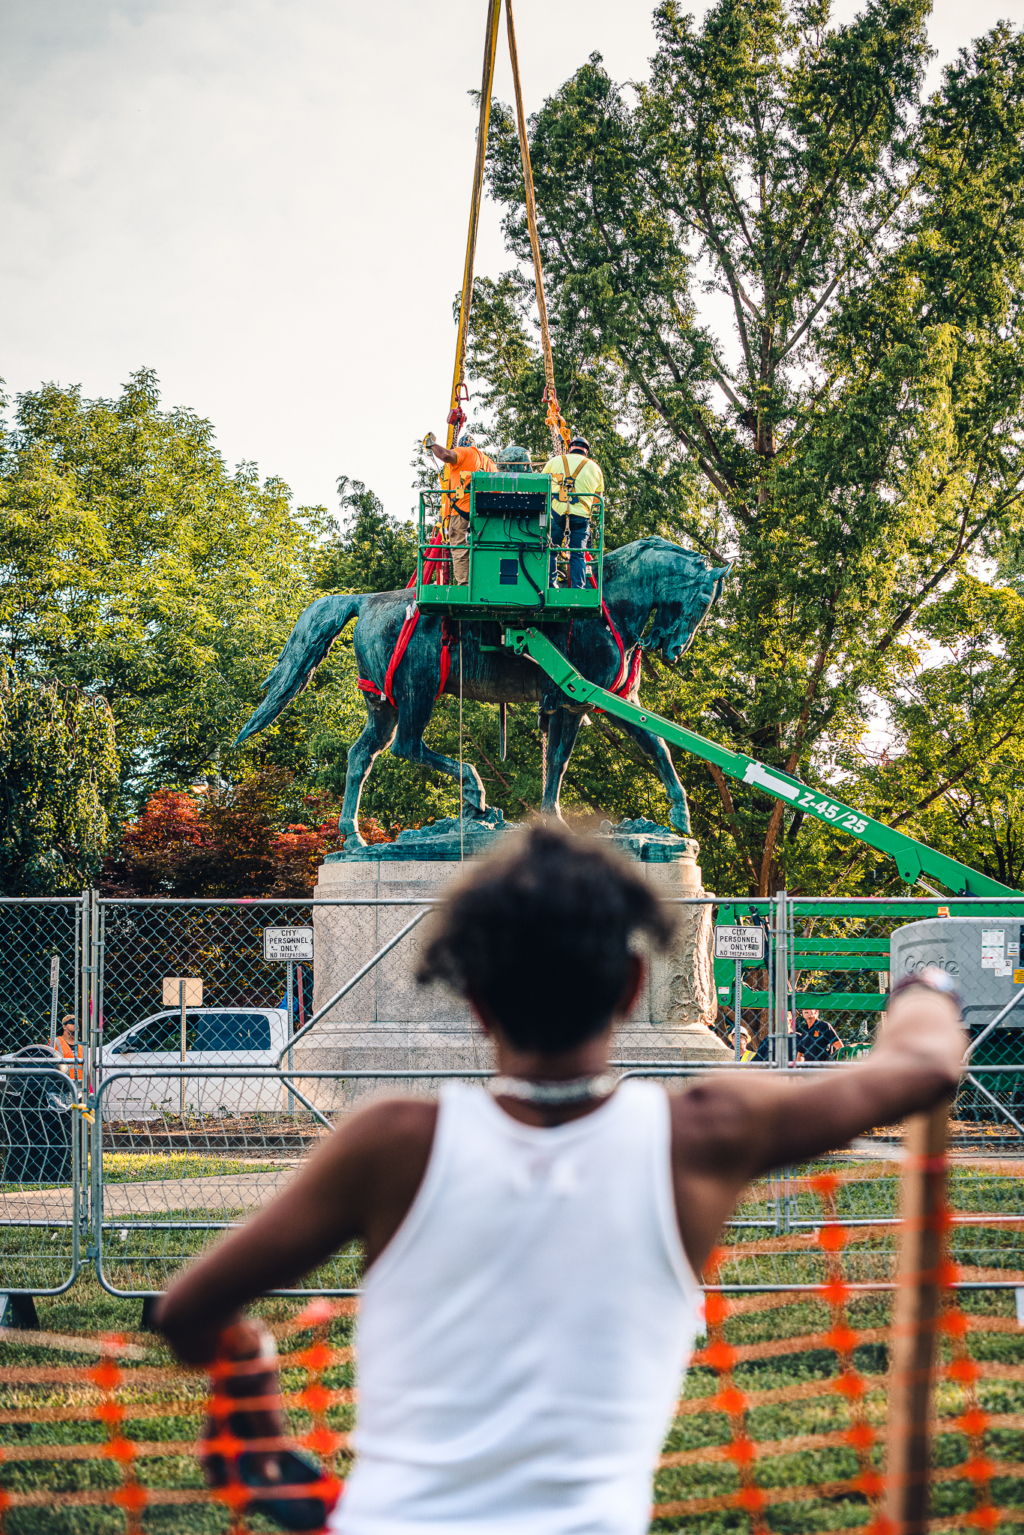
996;966;1013;977
263;927;314;962
982;930;1005;947
715;926;765;961
49;956;59;988
981;956;997;969
162;977;203;1006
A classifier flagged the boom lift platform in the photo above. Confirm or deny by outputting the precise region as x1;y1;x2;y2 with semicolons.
417;471;1016;900
417;475;605;622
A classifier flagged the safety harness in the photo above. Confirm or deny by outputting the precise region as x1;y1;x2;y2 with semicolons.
552;452;592;510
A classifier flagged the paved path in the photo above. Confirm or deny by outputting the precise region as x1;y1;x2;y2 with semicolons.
0;1164;302;1223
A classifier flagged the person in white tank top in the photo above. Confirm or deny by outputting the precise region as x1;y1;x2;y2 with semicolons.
157;827;965;1535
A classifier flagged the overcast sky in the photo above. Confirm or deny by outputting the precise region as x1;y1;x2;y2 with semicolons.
1;0;1021;527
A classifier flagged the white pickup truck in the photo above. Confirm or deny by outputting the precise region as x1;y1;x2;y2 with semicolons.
98;1007;293;1119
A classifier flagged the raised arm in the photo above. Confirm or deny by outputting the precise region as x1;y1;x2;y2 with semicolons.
424;435;458;467
669;975;965;1274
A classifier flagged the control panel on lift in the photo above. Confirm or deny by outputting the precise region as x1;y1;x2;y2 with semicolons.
415;470;605;624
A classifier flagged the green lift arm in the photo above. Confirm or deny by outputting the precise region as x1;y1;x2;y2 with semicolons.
506;626;1017;898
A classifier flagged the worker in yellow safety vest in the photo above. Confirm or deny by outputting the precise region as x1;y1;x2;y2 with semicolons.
424;432;497;585
56;1015;84;1083
542;436;605;588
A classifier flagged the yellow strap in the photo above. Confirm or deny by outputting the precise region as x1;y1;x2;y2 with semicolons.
506;0;564;455
444;0;569;456
557;451;590;501
446;0;503;451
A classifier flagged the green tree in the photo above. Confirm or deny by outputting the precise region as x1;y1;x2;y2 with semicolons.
0;662;118;893
475;3;1024;894
835;575;1024;891
0;370;326;806
317;478;418;593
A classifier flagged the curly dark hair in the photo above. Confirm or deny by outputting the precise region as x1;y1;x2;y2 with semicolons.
415;824;676;1051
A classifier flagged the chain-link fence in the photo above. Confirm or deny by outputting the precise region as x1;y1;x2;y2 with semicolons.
0;896;85;1295
0;889;1023;1301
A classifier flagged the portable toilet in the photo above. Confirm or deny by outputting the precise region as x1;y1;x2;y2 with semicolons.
890;917;1024;1125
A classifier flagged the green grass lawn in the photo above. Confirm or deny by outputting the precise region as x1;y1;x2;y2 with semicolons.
1;1157;1022;1530
101;1154;294;1184
0;1276;1021;1534
2;1154;295;1192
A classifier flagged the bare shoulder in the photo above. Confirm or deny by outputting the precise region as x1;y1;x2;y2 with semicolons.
318;1094;439;1169
347;1094;438;1138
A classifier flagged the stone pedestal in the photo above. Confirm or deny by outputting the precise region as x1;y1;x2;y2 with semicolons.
294;856;492;1112
292;820;728;1111
614;851;729;1065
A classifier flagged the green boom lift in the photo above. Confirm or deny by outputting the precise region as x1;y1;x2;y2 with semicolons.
416;470;1016;901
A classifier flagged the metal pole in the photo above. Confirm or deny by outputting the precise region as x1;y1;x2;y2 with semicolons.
285;961;294;1114
80;891;90;1271
963;985;1024;1061
48;956;59;1049
734;956;743;1061
773;889;788;1067
179;979;186;1119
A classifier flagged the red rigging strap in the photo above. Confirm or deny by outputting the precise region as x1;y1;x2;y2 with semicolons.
358;611;454;707
587;571;634;696
407;528;450;587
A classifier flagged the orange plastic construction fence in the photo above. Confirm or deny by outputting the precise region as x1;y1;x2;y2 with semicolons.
0;1163;1022;1531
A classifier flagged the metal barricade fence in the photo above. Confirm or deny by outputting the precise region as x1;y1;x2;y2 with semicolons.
0;894;86;1296
0;890;1022;1301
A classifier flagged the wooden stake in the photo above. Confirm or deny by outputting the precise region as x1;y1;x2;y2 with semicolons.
883;1100;950;1534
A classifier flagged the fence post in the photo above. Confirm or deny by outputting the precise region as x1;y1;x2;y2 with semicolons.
884;1100;949;1534
773;888;788;1066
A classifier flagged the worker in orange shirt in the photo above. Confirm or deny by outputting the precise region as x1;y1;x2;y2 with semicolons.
424;432;496;585
56;1015;84;1083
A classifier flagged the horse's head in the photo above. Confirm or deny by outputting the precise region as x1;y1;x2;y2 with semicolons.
633;537;731;664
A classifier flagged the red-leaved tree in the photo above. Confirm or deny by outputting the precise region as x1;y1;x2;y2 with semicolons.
102;772;397;897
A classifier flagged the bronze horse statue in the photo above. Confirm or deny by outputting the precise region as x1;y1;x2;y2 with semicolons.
237;536;729;845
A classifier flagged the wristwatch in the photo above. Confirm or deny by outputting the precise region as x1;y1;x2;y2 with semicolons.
889;966;961;1013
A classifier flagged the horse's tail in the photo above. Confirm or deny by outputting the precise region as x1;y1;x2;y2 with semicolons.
235;593;364;742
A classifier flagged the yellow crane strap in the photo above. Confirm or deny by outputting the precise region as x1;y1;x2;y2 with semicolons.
447;0;504;451
505;0;569;456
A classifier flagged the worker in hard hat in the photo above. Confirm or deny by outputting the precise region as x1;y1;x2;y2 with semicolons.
423;432;497;585
56;1015;83;1083
542;435;605;589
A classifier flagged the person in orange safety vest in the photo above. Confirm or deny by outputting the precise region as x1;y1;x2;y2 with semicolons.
424;432;496;585
57;1015;84;1082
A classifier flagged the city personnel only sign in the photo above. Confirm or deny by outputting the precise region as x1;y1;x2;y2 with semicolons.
263;927;314;962
714;925;766;962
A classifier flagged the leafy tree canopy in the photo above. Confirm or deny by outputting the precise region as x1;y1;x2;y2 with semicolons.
0;369;327;805
316;478;417;594
470;0;1024;894
99;770;383;898
0;662;118;893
